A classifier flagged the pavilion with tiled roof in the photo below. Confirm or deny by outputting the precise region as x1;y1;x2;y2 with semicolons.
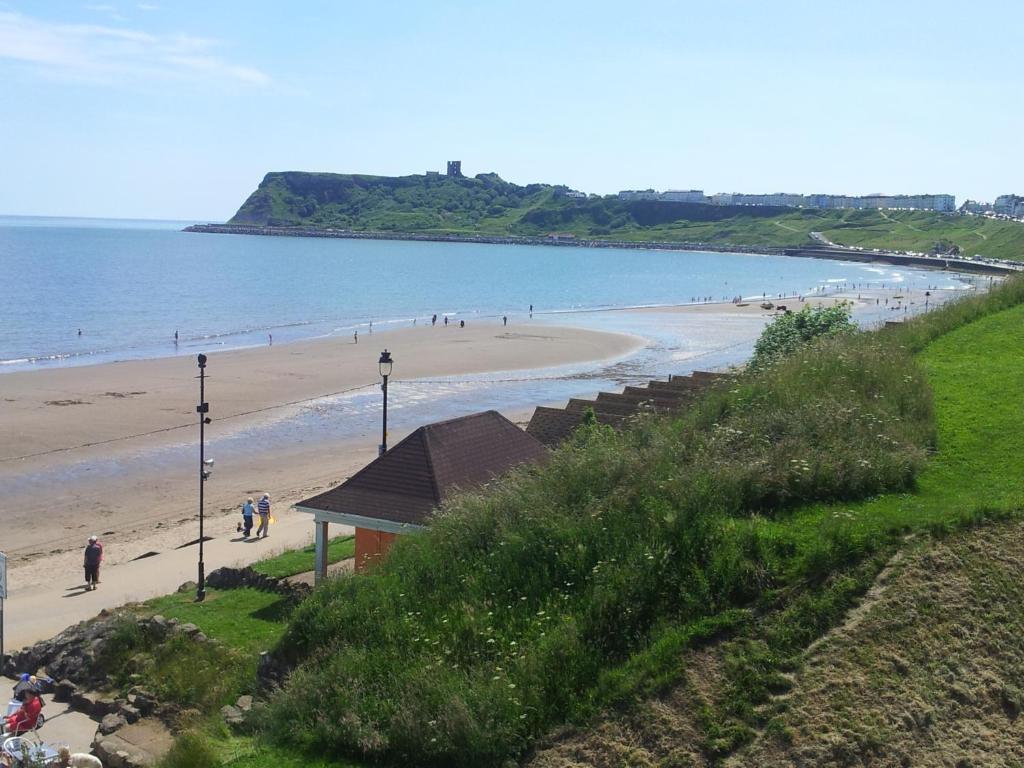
296;410;548;579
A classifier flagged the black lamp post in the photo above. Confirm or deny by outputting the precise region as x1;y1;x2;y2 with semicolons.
379;349;393;455
196;354;213;602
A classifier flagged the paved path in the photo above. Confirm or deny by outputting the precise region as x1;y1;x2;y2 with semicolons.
4;509;354;651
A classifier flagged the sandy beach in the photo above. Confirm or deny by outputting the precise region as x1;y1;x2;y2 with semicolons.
0;322;640;549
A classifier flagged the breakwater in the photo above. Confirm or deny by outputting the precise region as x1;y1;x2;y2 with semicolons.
183;224;1021;275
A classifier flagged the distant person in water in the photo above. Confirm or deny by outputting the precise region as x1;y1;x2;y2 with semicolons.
503;316;507;326
529;304;533;317
432;314;437;326
444;316;448;326
174;330;178;344
354;330;358;344
369;322;373;334
268;333;273;345
77;328;82;336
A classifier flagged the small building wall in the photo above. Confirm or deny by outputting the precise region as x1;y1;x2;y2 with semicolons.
354;527;400;572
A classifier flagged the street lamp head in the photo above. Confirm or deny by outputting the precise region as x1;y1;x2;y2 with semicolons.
197;353;207;369
379;349;393;378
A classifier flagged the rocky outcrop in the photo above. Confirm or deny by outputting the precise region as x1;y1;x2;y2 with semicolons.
92;719;175;768
5;613;183;688
205;565;311;601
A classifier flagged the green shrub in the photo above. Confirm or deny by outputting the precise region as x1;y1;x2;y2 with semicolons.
159;731;222;768
750;302;857;369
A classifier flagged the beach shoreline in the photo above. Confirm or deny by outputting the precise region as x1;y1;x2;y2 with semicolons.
0;321;641;558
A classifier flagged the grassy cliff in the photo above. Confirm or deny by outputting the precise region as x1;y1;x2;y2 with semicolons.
227;171;1024;260
250;279;1024;767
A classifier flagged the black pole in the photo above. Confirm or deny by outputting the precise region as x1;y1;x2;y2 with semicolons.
380;373;389;455
197;353;208;602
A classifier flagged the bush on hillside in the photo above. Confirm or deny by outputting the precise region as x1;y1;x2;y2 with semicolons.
750;302;857;369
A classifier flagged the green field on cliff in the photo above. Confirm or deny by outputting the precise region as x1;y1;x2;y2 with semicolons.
227;171;1024;260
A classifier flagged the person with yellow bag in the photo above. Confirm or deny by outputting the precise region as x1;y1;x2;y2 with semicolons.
256;493;272;538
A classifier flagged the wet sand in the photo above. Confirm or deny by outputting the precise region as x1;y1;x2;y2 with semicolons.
0;322;639;556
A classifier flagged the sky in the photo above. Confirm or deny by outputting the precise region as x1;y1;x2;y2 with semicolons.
0;1;1021;220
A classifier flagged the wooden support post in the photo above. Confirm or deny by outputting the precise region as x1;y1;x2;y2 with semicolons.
314;518;329;585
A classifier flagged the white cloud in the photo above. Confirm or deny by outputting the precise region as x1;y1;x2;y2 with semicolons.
0;10;269;86
137;3;159;10
84;4;125;23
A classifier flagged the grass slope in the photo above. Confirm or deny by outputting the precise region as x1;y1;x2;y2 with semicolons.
250;535;355;579
734;520;1024;767
526;294;1024;767
227;171;1024;260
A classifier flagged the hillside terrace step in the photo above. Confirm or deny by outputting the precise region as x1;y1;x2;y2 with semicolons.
596;391;685;411
622;385;690;403
565;398;640;418
645;378;707;394
526;406;622;447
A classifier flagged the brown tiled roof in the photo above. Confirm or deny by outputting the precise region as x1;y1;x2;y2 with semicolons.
297;410;548;526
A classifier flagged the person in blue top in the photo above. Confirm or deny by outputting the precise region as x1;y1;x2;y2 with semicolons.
240;497;255;538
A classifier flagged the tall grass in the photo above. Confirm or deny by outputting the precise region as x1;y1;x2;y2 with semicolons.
262;290;1024;767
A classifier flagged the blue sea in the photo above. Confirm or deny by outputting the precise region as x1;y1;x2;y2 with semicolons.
0;216;976;373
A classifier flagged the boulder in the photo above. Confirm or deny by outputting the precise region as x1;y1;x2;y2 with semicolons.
119;703;141;724
92;720;174;768
100;712;128;735
54;678;78;703
235;694;253;712
221;704;245;727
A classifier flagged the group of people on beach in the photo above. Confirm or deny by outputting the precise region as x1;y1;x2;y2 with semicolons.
237;494;272;539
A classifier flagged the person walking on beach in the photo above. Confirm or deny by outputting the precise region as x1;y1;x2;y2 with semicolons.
503;315;507;326
459;319;465;328
268;333;273;345
241;497;255;538
444;316;448;326
354;330;358;344
432;314;437;326
174;329;178;345
83;535;102;590
256;493;271;538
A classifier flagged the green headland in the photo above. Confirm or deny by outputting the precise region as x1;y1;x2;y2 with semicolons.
223;171;1024;261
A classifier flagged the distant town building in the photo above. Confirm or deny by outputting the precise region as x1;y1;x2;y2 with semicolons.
617;189;662;201
660;189;708;203
425;170;440;177
446;160;463;177
619;188;955;212
554;186;587;199
960;199;992;214
994;194;1024;217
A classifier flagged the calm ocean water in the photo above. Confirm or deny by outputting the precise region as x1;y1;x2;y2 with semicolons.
0;216;973;372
